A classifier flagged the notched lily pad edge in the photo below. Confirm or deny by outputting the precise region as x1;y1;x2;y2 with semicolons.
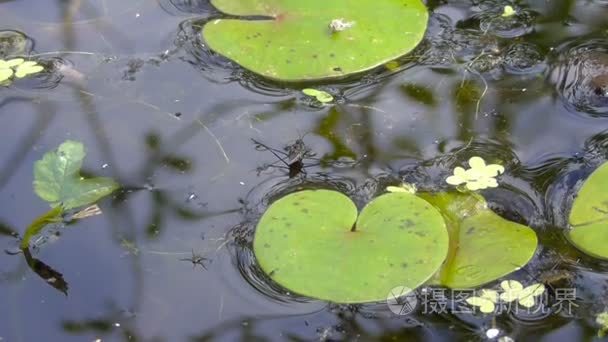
253;189;449;303
254;188;540;302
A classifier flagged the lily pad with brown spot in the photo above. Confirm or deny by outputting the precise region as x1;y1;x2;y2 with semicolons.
202;0;428;82
254;189;448;303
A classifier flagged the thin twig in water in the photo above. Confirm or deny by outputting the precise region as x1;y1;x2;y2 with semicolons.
27;51;98;57
214;236;232;253
345;103;387;114
451;137;474;156
145;250;191;256
76;89;179;120
461;52;490;120
469;68;489;120
196;119;230;164
218;293;225;320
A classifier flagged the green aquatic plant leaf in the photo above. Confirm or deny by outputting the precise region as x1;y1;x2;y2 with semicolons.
501;5;517;18
498;280;545;308
446;156;505;191
420;192;538;288
568;162;608;259
19;206;63;249
254;189;448;303
302;88;334;103
33;140;119;210
14;60;43;78
466;289;499;314
597;311;608;338
465;279;544;314
202;0;428;81
0;58;43;82
0;58;23;82
0;68;11;82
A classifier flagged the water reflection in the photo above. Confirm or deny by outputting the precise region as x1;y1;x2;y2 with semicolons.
159;0;216;16
549;38;608;116
0;30;34;58
1;0;608;340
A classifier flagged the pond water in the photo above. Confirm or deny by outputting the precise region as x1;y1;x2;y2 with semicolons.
1;0;608;341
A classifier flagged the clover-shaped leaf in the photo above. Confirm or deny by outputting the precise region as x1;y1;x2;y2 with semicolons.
0;58;24;82
597;312;608;338
34;140;119;210
14;60;43;78
446;156;505;191
466;289;499;314
202;0;429;81
499;280;545;308
0;58;43;82
302;88;334;103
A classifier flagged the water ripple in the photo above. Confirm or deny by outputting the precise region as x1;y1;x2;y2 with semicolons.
549;38;608;116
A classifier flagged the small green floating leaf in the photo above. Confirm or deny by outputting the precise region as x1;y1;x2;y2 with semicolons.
386;182;417;194
0;58;42;82
568;162;608;260
3;58;25;67
498;280;545;308
446;156;505;191
466;289;499;314
0;58;21;82
420;192;538;288
14;60;43;78
33;140;119;210
597;311;608;338
501;5;517;18
465;279;544;314
0;68;12;82
302;88;334;103
202;0;429;81
254;189;448;303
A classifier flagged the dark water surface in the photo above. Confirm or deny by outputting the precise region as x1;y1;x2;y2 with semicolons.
1;0;608;341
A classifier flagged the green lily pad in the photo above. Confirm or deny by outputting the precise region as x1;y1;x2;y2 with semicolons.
33;140;119;210
303;88;333;103
568;162;608;259
202;0;428;81
254;189;448;303
420;192;538;288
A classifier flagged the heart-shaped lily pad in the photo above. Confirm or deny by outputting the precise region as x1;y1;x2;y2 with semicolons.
202;0;428;81
254;189;448;303
568;162;608;259
420;192;538;288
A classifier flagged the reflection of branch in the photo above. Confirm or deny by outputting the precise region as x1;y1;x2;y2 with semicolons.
22;248;69;295
0;220;18;238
